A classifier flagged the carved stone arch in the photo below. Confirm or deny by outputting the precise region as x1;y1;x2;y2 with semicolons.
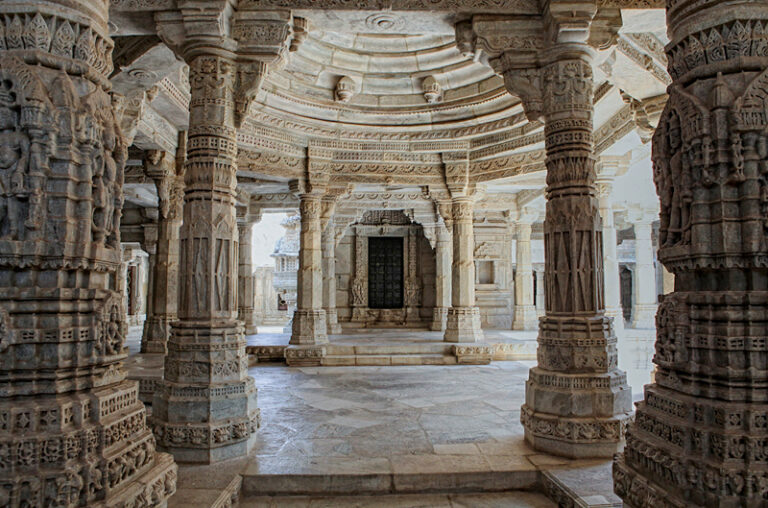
734;66;768;132
0;55;50;108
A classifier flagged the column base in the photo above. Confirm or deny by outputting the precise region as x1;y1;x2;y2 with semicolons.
152;379;261;464
630;304;657;329
0;380;177;506
512;305;538;331
521;367;632;458
290;309;328;345
444;307;483;343
151;322;261;464
430;307;448;331
325;309;343;335
141;315;174;354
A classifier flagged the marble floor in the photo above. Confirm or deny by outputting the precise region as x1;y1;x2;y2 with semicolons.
169;361;622;507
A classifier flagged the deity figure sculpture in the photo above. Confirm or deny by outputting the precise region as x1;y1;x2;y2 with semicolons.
0;79;30;240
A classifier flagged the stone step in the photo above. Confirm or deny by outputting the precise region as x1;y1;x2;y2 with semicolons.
240;463;538;497
322;354;458;366
239;491;557;507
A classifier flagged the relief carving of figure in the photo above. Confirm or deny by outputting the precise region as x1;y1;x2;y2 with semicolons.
0;79;30;240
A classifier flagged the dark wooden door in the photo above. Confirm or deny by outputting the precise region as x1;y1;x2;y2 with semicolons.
368;237;404;309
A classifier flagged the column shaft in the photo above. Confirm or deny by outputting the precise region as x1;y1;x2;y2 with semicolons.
152;53;259;463
322;228;342;334
238;223;258;335
142;153;183;353
598;189;624;335
0;0;176;503
630;220;657;329
431;226;452;331
513;222;538;330
444;197;483;342
290;194;328;345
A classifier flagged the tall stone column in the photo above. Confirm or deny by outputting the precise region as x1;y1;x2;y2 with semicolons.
597;181;624;335
629;212;657;329
614;1;768;505
0;0;176;504
321;225;342;335
142;149;184;354
290;192;328;345
513;214;538;330
499;45;632;457
238;221;259;335
431;224;452;331
444;195;484;342
152;50;260;463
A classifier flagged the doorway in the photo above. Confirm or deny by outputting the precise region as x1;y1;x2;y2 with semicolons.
368;237;404;309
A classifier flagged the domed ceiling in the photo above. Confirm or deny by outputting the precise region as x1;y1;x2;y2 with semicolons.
261;31;516;129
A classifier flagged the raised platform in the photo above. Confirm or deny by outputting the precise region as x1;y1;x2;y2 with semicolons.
246;327;538;366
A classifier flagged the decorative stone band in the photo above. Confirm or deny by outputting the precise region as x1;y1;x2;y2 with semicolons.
453;344;494;365
285;345;326;366
0;12;114;86
528;369;628;391
613;454;687;508
155;380;253;400
152;412;261;449
521;405;632;445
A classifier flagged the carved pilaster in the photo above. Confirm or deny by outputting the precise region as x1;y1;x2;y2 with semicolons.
351;228;368;321
0;0;177;504
321;225;342;335
152;45;259;463
614;4;768;497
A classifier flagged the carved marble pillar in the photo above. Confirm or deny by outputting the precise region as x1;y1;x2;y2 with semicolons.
504;50;632;458
513;217;538;331
444;196;484;342
629;214;657;329
152;52;259;463
238;222;258;335
431;224;452;331
322;226;342;335
142;150;183;354
615;1;768;504
290;193;328;345
597;183;624;335
0;0;176;504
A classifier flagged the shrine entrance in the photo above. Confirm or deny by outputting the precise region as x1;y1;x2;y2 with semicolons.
368;237;404;310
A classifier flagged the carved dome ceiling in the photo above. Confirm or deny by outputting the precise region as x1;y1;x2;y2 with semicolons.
258;31;516;129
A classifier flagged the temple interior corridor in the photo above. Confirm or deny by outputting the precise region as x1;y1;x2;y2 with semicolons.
3;0;768;505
